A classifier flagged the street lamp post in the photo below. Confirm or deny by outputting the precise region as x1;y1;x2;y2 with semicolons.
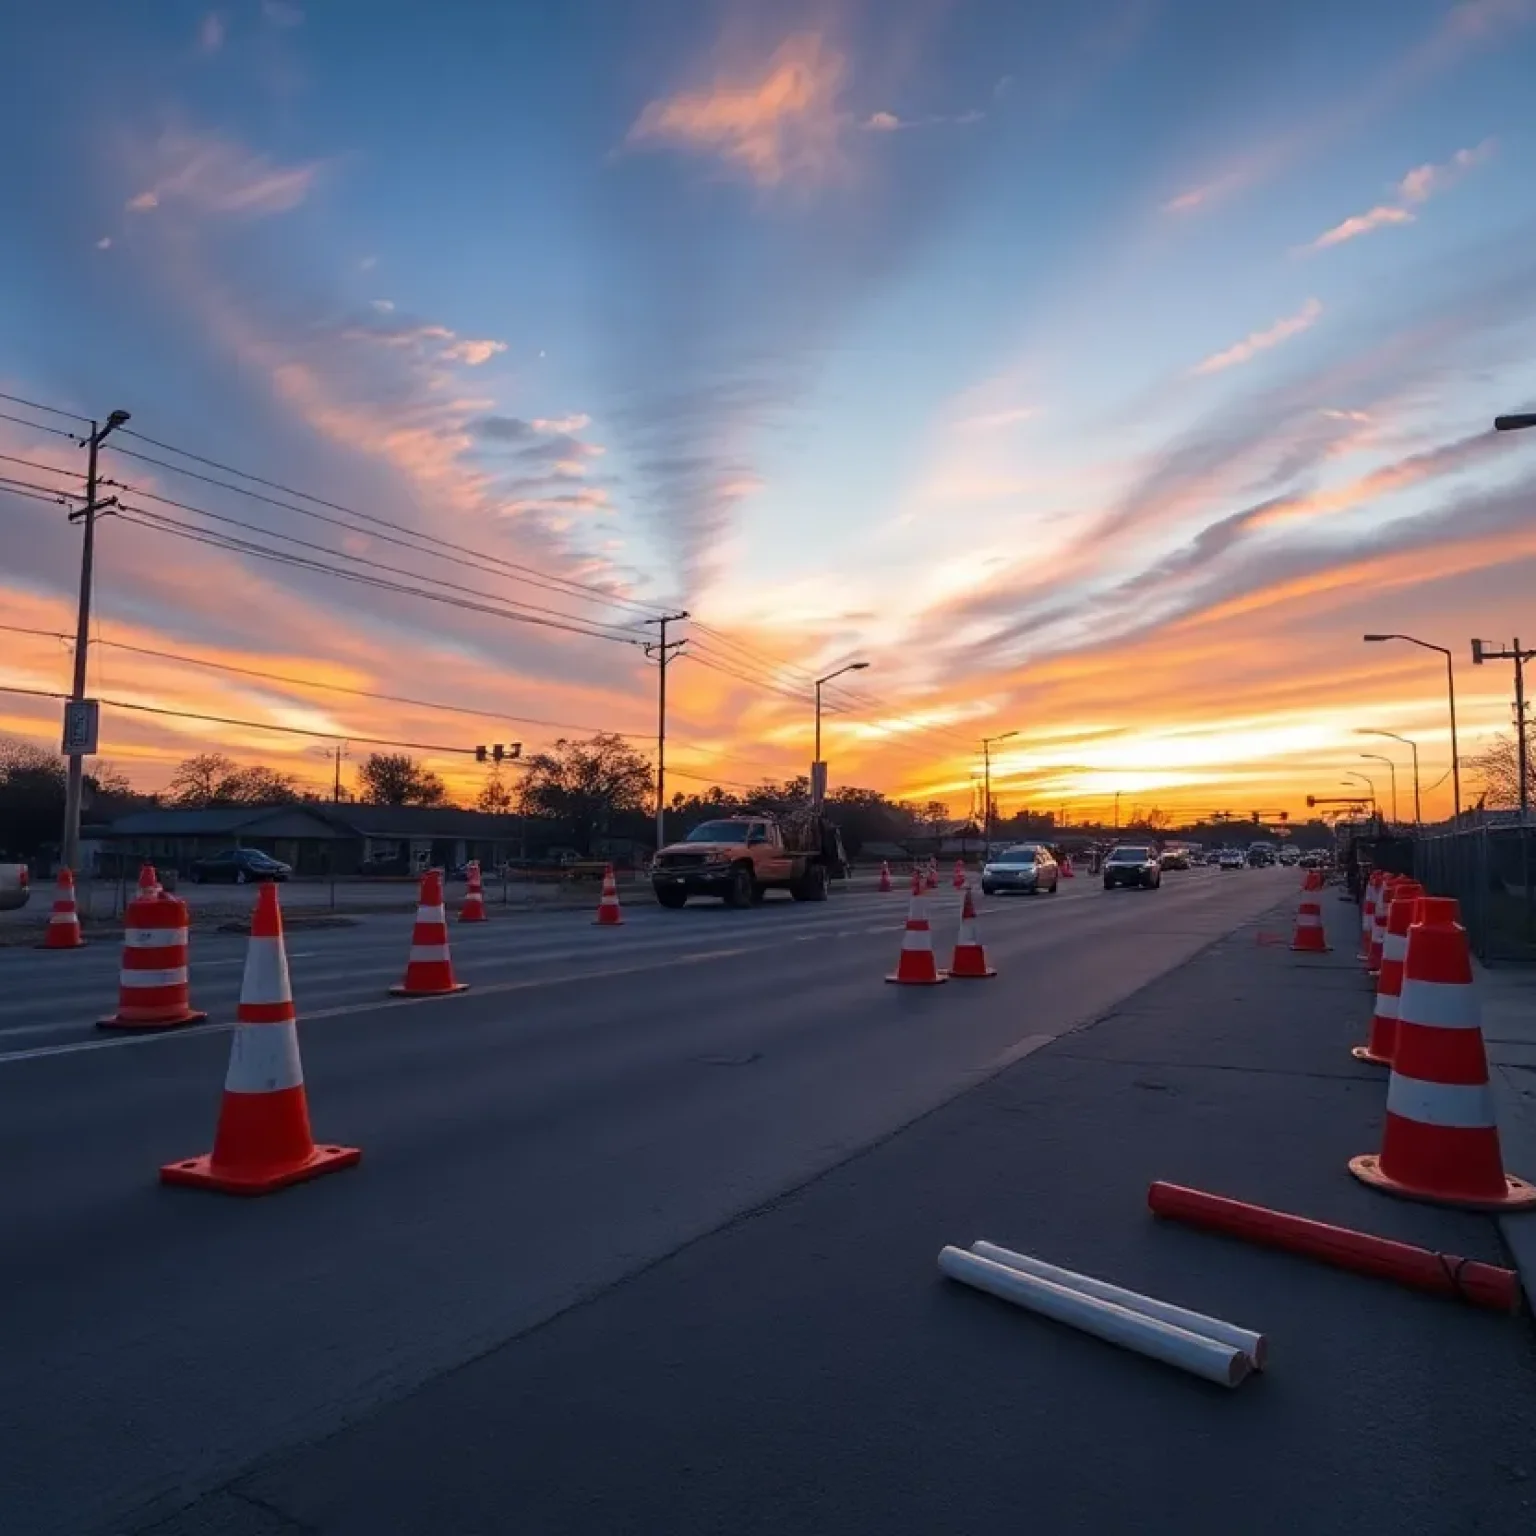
1359;753;1398;823
1343;772;1377;817
1359;729;1420;825
980;731;1019;857
1362;634;1460;823
812;661;869;807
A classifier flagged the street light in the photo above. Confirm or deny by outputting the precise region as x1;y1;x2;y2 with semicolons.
1358;729;1420;825
980;730;1019;856
1343;772;1377;815
812;661;869;806
1362;634;1460;823
1358;753;1398;823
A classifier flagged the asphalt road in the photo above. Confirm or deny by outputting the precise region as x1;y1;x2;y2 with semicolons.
3;867;1320;1533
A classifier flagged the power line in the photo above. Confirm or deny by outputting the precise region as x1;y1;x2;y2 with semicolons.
0;450;86;483
110;479;649;642
0;389;91;425
111;432;670;620
0;409;77;440
0;477;73;506
114;504;649;649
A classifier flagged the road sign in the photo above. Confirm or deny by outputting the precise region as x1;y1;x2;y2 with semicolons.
62;698;100;756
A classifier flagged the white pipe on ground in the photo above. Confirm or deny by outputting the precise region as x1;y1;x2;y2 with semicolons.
971;1240;1267;1370
937;1247;1252;1389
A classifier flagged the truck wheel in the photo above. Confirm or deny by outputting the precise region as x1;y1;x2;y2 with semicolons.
724;864;754;909
654;885;687;909
792;864;829;902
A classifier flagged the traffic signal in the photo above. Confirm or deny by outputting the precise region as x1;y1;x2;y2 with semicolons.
1251;810;1260;823
475;745;488;763
492;743;504;761
1306;795;1316;807
1279;811;1289;821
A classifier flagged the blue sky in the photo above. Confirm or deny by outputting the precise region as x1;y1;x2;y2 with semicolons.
2;0;1535;814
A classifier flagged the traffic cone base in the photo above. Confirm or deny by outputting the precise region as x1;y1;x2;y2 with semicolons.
887;884;948;985
161;1141;360;1195
949;955;996;980
885;968;948;985
39;869;87;949
1348;1153;1536;1213
99;1004;208;1031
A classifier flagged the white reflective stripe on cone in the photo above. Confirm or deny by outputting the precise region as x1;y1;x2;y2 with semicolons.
121;966;189;989
241;935;293;1006
225;1020;305;1093
902;929;933;951
1396;978;1480;1030
409;944;451;964
1386;1072;1495;1129
50;911;79;924
416;905;447;924
126;927;189;948
1374;991;1400;1021
1382;932;1408;961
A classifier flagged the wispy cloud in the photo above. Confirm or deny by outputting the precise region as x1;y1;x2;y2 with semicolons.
124;126;323;217
1162;171;1249;214
198;13;225;54
1303;139;1495;251
440;338;507;366
956;405;1037;431
626;34;847;186
532;413;591;434
262;0;303;26
861;108;983;132
1193;298;1322;375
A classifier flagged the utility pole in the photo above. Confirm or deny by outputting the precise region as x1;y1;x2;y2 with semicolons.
644;610;689;852
1472;638;1534;823
980;730;1018;857
60;409;129;873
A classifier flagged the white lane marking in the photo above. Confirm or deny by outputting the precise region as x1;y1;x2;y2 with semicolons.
0;945;757;1065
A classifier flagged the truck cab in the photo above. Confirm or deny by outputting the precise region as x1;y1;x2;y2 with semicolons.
651;812;845;909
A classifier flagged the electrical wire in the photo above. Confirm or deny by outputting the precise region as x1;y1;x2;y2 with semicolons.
110;480;650;641
111;434;670;620
115;504;649;649
0;451;86;482
0;389;91;424
0;410;77;440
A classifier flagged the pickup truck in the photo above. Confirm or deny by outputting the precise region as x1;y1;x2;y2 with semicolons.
651;812;847;909
0;860;31;911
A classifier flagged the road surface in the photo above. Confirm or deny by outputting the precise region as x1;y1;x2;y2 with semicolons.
9;867;1522;1535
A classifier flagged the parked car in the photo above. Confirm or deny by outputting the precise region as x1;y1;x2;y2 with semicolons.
189;847;292;884
1217;848;1245;870
980;843;1060;896
1102;845;1161;890
0;859;30;911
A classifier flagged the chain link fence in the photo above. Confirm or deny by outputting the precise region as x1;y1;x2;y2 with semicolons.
1414;825;1536;964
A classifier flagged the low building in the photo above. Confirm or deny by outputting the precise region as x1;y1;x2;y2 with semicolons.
89;804;534;879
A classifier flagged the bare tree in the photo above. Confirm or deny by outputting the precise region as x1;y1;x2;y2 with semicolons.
356;753;448;806
1469;730;1536;809
518;734;653;855
169;753;298;807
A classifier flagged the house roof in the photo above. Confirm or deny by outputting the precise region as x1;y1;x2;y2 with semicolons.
99;803;525;840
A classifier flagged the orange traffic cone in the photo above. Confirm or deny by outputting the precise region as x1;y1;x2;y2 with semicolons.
1301;868;1322;892
1289;889;1329;952
1366;875;1397;974
161;883;360;1196
38;868;85;950
594;864;624;926
459;860;488;923
952;859;966;890
887;873;946;985
98;890;207;1030
1351;896;1535;1210
948;886;996;979
1353;882;1422;1065
389;869;468;996
1059;855;1075;880
878;861;892;893
925;859;938;891
137;862;162;899
1358;871;1383;960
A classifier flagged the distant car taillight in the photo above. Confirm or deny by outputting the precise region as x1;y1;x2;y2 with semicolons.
19;868;28;888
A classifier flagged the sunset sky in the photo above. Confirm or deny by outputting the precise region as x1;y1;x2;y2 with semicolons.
3;0;1536;824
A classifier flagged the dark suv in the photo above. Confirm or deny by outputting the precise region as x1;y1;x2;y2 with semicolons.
1102;845;1162;890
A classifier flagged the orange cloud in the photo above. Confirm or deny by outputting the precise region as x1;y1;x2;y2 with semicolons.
626;34;847;186
1193;298;1322;375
